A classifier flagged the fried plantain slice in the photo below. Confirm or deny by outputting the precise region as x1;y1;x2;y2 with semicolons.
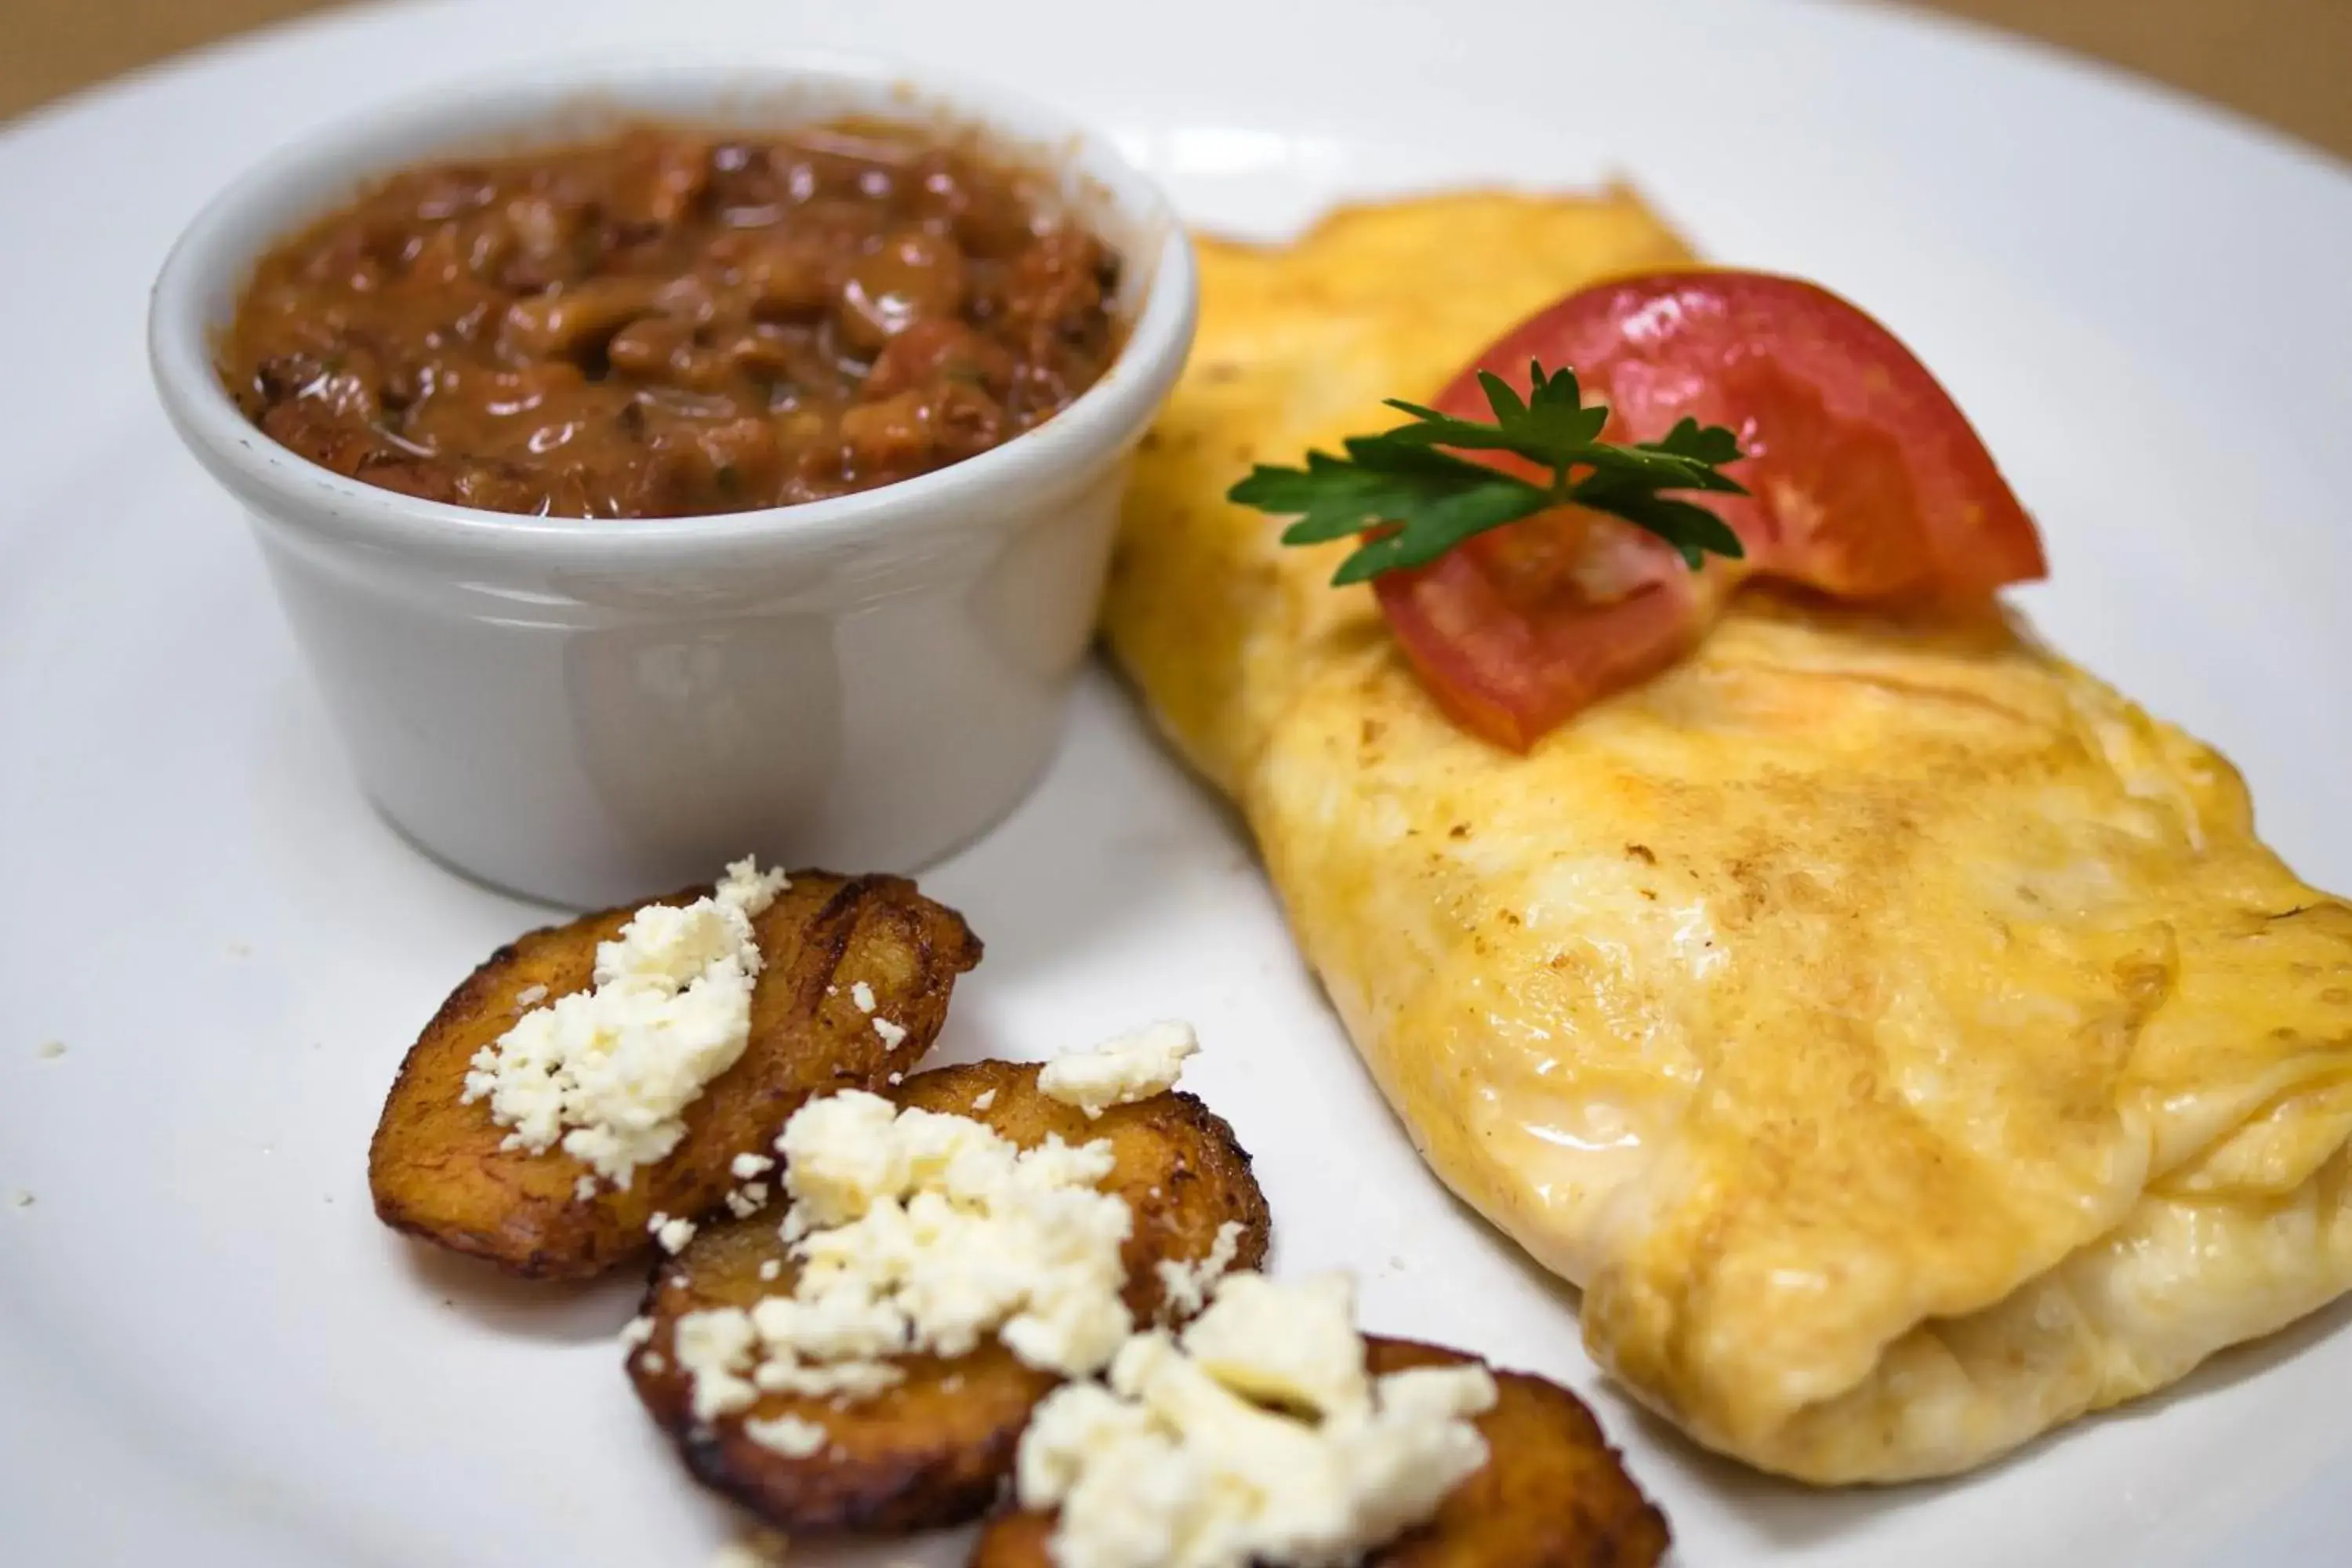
968;1337;1670;1568
629;1060;1273;1534
369;872;981;1280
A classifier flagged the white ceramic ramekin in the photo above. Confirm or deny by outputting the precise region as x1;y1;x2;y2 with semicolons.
150;54;1196;909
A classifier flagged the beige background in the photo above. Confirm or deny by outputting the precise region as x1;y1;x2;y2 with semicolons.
6;0;2349;162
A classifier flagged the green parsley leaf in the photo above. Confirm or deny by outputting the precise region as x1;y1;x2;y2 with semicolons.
1226;360;1750;585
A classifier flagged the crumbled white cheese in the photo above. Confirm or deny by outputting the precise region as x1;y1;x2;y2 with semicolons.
872;1017;908;1049
1018;1272;1496;1568
673;1089;1134;1422
619;1316;655;1348
1155;1220;1246;1324
675;1308;763;1419
973;1088;998;1112
754;1356;903;1400
731;1152;776;1181
514;984;549;1008
1016;1377;1160;1508
641;1351;666;1374
725;1181;772;1219
574;1175;597;1203
459;858;789;1189
1039;1021;1199;1119
650;1212;698;1254
850;981;877;1014
759;1258;783;1282
1178;1272;1367;1415
743;1413;830;1458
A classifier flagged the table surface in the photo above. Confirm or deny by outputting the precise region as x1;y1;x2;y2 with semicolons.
6;0;2350;164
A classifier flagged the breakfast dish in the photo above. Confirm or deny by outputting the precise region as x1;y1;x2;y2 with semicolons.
187;89;2352;1566
1105;188;2352;1482
628;1058;1272;1532
7;2;2352;1564
223;119;1123;517
369;864;982;1278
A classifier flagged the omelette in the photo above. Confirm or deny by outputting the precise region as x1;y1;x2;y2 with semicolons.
1102;190;2352;1483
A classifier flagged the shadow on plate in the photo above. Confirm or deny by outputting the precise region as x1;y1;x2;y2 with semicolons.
1617;1284;2352;1553
924;666;1260;985
392;1232;647;1344
2098;1289;2352;1425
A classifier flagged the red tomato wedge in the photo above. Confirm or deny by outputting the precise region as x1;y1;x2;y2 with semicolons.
1374;271;2045;751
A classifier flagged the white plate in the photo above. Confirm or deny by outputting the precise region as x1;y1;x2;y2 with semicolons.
4;1;2349;1563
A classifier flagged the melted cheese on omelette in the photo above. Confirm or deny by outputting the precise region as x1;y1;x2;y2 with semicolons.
1103;191;2352;1482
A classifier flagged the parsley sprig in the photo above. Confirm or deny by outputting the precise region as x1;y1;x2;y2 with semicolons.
1227;362;1750;586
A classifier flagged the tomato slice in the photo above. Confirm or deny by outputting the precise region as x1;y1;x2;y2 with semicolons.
1374;270;2045;750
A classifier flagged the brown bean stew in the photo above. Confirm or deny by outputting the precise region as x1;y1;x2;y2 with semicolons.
220;120;1124;517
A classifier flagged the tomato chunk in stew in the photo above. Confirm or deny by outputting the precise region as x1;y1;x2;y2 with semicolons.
220;120;1124;517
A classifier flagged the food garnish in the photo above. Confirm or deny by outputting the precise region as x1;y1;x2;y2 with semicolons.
1012;1272;1494;1568
975;1276;1671;1568
677;1087;1139;1411
368;865;978;1279
1230;361;1748;585
628;1057;1272;1533
462;858;789;1190
1229;269;2045;750
1037;1018;1200;1118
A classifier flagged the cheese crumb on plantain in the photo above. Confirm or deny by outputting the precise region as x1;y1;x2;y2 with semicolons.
850;981;877;1014
1018;1272;1495;1568
1039;1021;1200;1119
459;858;789;1189
674;1308;762;1419
672;1088;1134;1421
1155;1219;1246;1323
872;1017;908;1049
1177;1272;1367;1414
650;1212;698;1254
743;1412;830;1458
